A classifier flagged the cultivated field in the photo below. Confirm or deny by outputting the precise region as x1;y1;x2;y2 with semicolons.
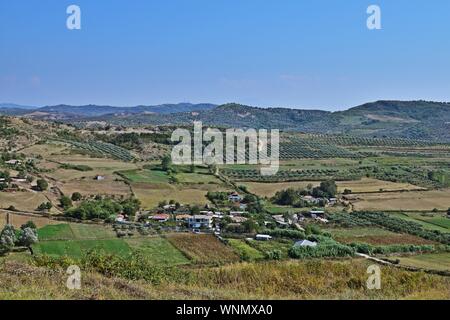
240;178;423;198
125;238;190;266
0;192;51;212
132;182;231;209
326;227;437;245
57;178;131;198
348;189;450;211
336;178;425;193
166;234;240;264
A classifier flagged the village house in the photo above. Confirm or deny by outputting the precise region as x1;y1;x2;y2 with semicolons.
94;175;105;181
309;210;325;218
188;215;213;229
228;192;242;202
230;211;246;216
175;214;191;221
150;214;170;222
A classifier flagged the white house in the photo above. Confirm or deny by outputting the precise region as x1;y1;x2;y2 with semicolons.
188;215;213;229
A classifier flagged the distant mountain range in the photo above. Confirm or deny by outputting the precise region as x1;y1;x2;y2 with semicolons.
1;100;450;141
0;103;217;119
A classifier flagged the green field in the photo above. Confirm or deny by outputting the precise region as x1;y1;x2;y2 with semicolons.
33;239;131;258
228;239;265;261
410;215;450;229
69;223;116;239
38;224;75;240
125;237;190;266
389;213;450;233
246;239;293;259
37;223;116;241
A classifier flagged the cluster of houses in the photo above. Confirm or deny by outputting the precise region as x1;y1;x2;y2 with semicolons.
271;209;329;230
302;195;338;206
131;192;251;234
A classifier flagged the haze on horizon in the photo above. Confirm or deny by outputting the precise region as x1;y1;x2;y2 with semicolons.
1;0;450;111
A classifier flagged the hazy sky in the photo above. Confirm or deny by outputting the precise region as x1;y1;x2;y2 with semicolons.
1;0;450;110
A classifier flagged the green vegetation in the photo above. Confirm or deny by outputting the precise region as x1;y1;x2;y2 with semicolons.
331;212;450;245
60;163;93;171
125;238;190;266
227;239;265;261
35;179;48;191
65;198;139;221
33;239;131;258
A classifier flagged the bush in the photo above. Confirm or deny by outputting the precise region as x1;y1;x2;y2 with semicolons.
36;179;48;191
71;192;82;201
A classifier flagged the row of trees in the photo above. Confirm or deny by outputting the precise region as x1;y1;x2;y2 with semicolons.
64;197;141;220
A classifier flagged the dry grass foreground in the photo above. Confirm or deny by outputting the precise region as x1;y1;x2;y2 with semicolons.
0;258;449;300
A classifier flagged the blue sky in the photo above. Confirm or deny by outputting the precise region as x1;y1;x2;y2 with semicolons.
1;0;450;110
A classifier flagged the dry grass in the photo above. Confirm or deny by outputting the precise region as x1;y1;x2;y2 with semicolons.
58;178;131;198
132;183;231;209
348;189;450;211
1;258;449;300
0;191;50;212
336;178;425;193
241;178;423;198
0;211;60;228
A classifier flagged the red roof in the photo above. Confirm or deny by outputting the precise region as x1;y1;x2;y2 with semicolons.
151;214;170;220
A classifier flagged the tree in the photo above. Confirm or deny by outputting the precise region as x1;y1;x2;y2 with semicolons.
37;201;52;211
242;219;258;233
60;196;73;209
122;198;141;217
71;192;82;201
18;227;38;255
161;155;172;171
447;208;450;216
0;225;16;253
21;221;37;230
190;205;201;215
312;180;337;198
36;179;48;191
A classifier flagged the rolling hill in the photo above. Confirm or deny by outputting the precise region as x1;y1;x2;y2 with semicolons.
1;100;449;141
